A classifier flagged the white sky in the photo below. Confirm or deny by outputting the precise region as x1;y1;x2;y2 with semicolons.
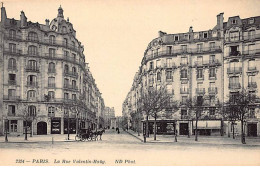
4;0;260;116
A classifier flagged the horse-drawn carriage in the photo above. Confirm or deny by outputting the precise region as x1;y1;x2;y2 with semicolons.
75;128;105;141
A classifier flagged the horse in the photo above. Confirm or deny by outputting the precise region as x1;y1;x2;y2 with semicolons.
94;129;105;141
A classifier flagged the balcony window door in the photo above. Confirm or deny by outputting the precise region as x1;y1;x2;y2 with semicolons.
27;90;36;100
64;78;69;88
149;61;154;70
27;75;37;86
72;94;77;101
48;62;55;73
209;42;215;50
8;89;16;99
181;57;188;65
167;46;172;54
28;60;37;70
49;35;55;44
248;44;255;55
64;93;69;100
197;56;203;65
209;55;215;64
49;48;56;57
248;60;255;70
9;43;16;53
248;75;256;88
28;32;38;41
48;77;55;87
64;64;69;73
209;68;216;78
230;31;239;41
64;38;68;47
8;105;16;116
10;120;17;132
181;83;188;93
166;85;173;95
181;45;187;52
197;69;203;79
48;107;55;117
9;74;16;85
8;58;16;70
48;91;55;100
28;106;36;117
72;80;76;89
156;60;161;68
166;58;172;68
197;44;203;52
248;30;255;39
230;46;239;56
166;71;173;81
181;69;188;78
229;76;239;89
9;29;16;39
157;72;161;81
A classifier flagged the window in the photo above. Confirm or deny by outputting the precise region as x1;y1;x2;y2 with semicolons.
27;75;37;86
248;44;255;55
10;120;17;132
157;72;161;81
64;78;69;87
27;90;36;99
63;38;68;47
209;82;216;90
209;55;215;64
72;67;77;73
149;74;154;85
8;58;16;70
72;80;76;89
209;96;215;106
8;74;16;85
49;48;56;57
48;91;55;99
27;60;38;71
209;68;216;78
181;83;188;93
72;53;76;61
181;109;187;116
149;61;154;70
232;19;237;24
180;69;188;78
197;44;203;52
166;58;172;68
156;60;161;68
249;108;255;118
181;57;188;65
184;34;190;40
181;45;187;52
48;77;55;87
64;51;69;57
9;43;16;53
197;56;203;65
174;35;179;41
72;41;75;49
48;107;55;116
209;42;215;50
48;62;55;73
72;94;77;100
197;69;203;79
62;26;67;33
49;35;55;44
182;96;188;104
9;29;16;39
229;76;240;89
64;65;69;74
28;32;38;41
203;32;208;38
248;30;255;39
28;46;37;56
28;106;36;116
230;32;239;41
166;71;172;81
167;46;172;54
64;93;69;100
197;96;203;106
209;107;216;115
8;89;16;98
8;105;15;116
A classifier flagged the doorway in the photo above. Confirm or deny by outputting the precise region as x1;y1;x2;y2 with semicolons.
248;123;257;137
179;123;189;135
37;122;47;135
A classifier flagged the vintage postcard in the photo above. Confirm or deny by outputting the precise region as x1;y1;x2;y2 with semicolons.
0;0;260;166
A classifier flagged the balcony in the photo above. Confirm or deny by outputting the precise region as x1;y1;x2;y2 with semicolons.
227;67;242;74
27;81;38;87
194;61;204;67
64;71;78;78
3;48;22;55
48;83;56;88
48;113;55;118
189;46;222;54
48;69;56;73
28;52;39;57
180;88;189;94
64;84;78;91
229;83;241;89
243;33;260;41
243;49;260;56
209;59;221;66
5;34;22;41
229;50;241;57
3;95;21;101
248;82;257;89
181;115;189;119
196;88;205;94
8;80;16;85
25;66;40;73
208;87;218;94
7;112;16;116
26;37;39;42
180;62;189;67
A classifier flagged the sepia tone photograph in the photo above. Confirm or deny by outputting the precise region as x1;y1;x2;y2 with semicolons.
0;0;259;166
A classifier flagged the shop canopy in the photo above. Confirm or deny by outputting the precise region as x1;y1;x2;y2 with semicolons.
193;120;221;129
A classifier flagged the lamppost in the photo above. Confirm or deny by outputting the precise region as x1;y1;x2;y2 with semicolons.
95;118;98;132
4;117;8;142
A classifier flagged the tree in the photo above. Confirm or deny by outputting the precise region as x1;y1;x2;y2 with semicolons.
224;88;258;144
139;85;176;142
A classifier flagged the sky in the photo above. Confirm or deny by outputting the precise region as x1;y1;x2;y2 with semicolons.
3;0;260;116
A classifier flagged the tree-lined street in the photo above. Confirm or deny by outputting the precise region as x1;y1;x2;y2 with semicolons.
0;129;259;165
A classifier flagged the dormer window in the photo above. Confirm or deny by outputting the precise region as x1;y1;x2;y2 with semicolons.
232;19;237;24
174;35;179;41
249;18;254;24
62;26;67;33
203;32;208;38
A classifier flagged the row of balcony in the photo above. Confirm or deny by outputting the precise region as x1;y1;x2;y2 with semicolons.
64;70;78;78
227;49;260;57
225;33;260;42
63;84;78;91
227;67;258;74
179;87;218;94
145;47;222;59
5;34;81;53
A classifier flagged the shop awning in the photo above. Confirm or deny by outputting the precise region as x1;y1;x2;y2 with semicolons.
193;120;221;129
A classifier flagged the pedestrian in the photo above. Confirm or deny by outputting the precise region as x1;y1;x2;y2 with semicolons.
117;128;120;134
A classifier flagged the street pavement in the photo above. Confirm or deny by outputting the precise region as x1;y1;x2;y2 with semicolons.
0;129;260;166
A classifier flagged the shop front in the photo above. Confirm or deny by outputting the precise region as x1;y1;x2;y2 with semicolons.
143;120;176;135
193;120;222;136
51;118;61;134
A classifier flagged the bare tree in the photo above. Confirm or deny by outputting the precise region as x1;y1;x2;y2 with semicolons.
224;88;258;144
139;85;177;142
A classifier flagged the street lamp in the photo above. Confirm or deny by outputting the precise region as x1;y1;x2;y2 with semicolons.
4;117;8;142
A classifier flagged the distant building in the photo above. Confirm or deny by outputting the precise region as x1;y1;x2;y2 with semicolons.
104;107;115;129
123;13;260;137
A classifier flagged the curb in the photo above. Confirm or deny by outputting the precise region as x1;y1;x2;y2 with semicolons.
124;130;144;142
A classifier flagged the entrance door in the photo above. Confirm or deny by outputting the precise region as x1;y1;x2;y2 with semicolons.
248;123;257;137
37;122;47;135
179;123;189;135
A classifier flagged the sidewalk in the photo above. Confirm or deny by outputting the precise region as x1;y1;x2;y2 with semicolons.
0;134;77;143
125;129;260;146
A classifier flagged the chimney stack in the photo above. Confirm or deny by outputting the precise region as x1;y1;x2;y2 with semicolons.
217;12;224;30
158;31;167;37
189;26;193;33
20;11;27;27
45;19;49;26
1;3;7;23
